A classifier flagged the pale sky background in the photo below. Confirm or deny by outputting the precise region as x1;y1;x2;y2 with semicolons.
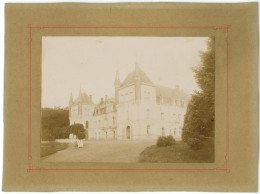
42;36;209;108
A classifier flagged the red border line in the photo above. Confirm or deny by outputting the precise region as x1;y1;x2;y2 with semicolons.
29;168;228;172
225;25;231;173
31;25;221;29
27;24;32;171
27;25;230;173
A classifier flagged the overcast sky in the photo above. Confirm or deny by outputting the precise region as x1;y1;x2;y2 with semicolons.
42;36;209;108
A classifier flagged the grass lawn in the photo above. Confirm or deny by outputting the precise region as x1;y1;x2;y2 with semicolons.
139;141;214;163
41;141;69;157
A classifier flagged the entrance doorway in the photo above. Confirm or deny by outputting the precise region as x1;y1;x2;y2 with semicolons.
147;125;150;135
126;126;131;139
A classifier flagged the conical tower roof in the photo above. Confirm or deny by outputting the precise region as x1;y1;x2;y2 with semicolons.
69;92;73;102
114;71;120;86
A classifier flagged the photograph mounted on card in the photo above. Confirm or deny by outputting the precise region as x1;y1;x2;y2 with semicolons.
3;2;258;192
41;36;215;164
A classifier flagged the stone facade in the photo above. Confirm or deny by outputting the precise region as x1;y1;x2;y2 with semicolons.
69;63;190;140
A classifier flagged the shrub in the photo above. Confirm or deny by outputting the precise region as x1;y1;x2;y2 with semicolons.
69;124;85;136
77;132;86;140
187;137;204;150
156;135;176;147
41;129;56;141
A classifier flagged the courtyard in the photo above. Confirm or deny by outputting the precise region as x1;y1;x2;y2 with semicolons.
41;139;156;163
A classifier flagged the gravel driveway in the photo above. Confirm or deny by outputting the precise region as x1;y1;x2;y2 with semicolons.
41;139;156;163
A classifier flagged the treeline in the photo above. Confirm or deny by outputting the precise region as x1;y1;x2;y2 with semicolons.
182;37;215;156
41;108;86;141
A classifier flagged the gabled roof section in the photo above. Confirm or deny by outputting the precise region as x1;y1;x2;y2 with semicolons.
156;85;190;104
75;92;95;106
94;97;116;115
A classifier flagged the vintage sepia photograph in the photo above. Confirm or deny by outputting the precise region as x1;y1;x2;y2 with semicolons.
41;36;215;163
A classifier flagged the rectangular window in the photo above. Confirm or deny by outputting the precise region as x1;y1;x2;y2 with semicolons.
146;109;150;120
161;112;164;120
162;128;165;136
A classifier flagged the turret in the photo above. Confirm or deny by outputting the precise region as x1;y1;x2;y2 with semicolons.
114;71;120;104
78;88;82;115
78;88;83;102
69;92;73;106
69;92;73;117
134;62;141;101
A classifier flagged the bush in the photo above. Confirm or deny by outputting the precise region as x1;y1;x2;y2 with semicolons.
187;137;204;150
41;130;56;141
156;135;176;147
77;132;86;140
69;124;85;136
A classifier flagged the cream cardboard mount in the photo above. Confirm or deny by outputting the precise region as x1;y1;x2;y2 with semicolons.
3;2;259;192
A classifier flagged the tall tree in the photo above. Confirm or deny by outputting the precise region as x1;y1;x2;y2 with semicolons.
182;37;215;149
41;107;70;140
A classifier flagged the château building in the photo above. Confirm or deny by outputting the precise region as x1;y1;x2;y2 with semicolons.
69;63;190;140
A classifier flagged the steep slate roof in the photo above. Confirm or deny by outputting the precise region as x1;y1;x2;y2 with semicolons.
120;66;154;87
75;92;95;105
94;97;116;115
156;85;190;104
96;97;115;107
120;63;190;104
